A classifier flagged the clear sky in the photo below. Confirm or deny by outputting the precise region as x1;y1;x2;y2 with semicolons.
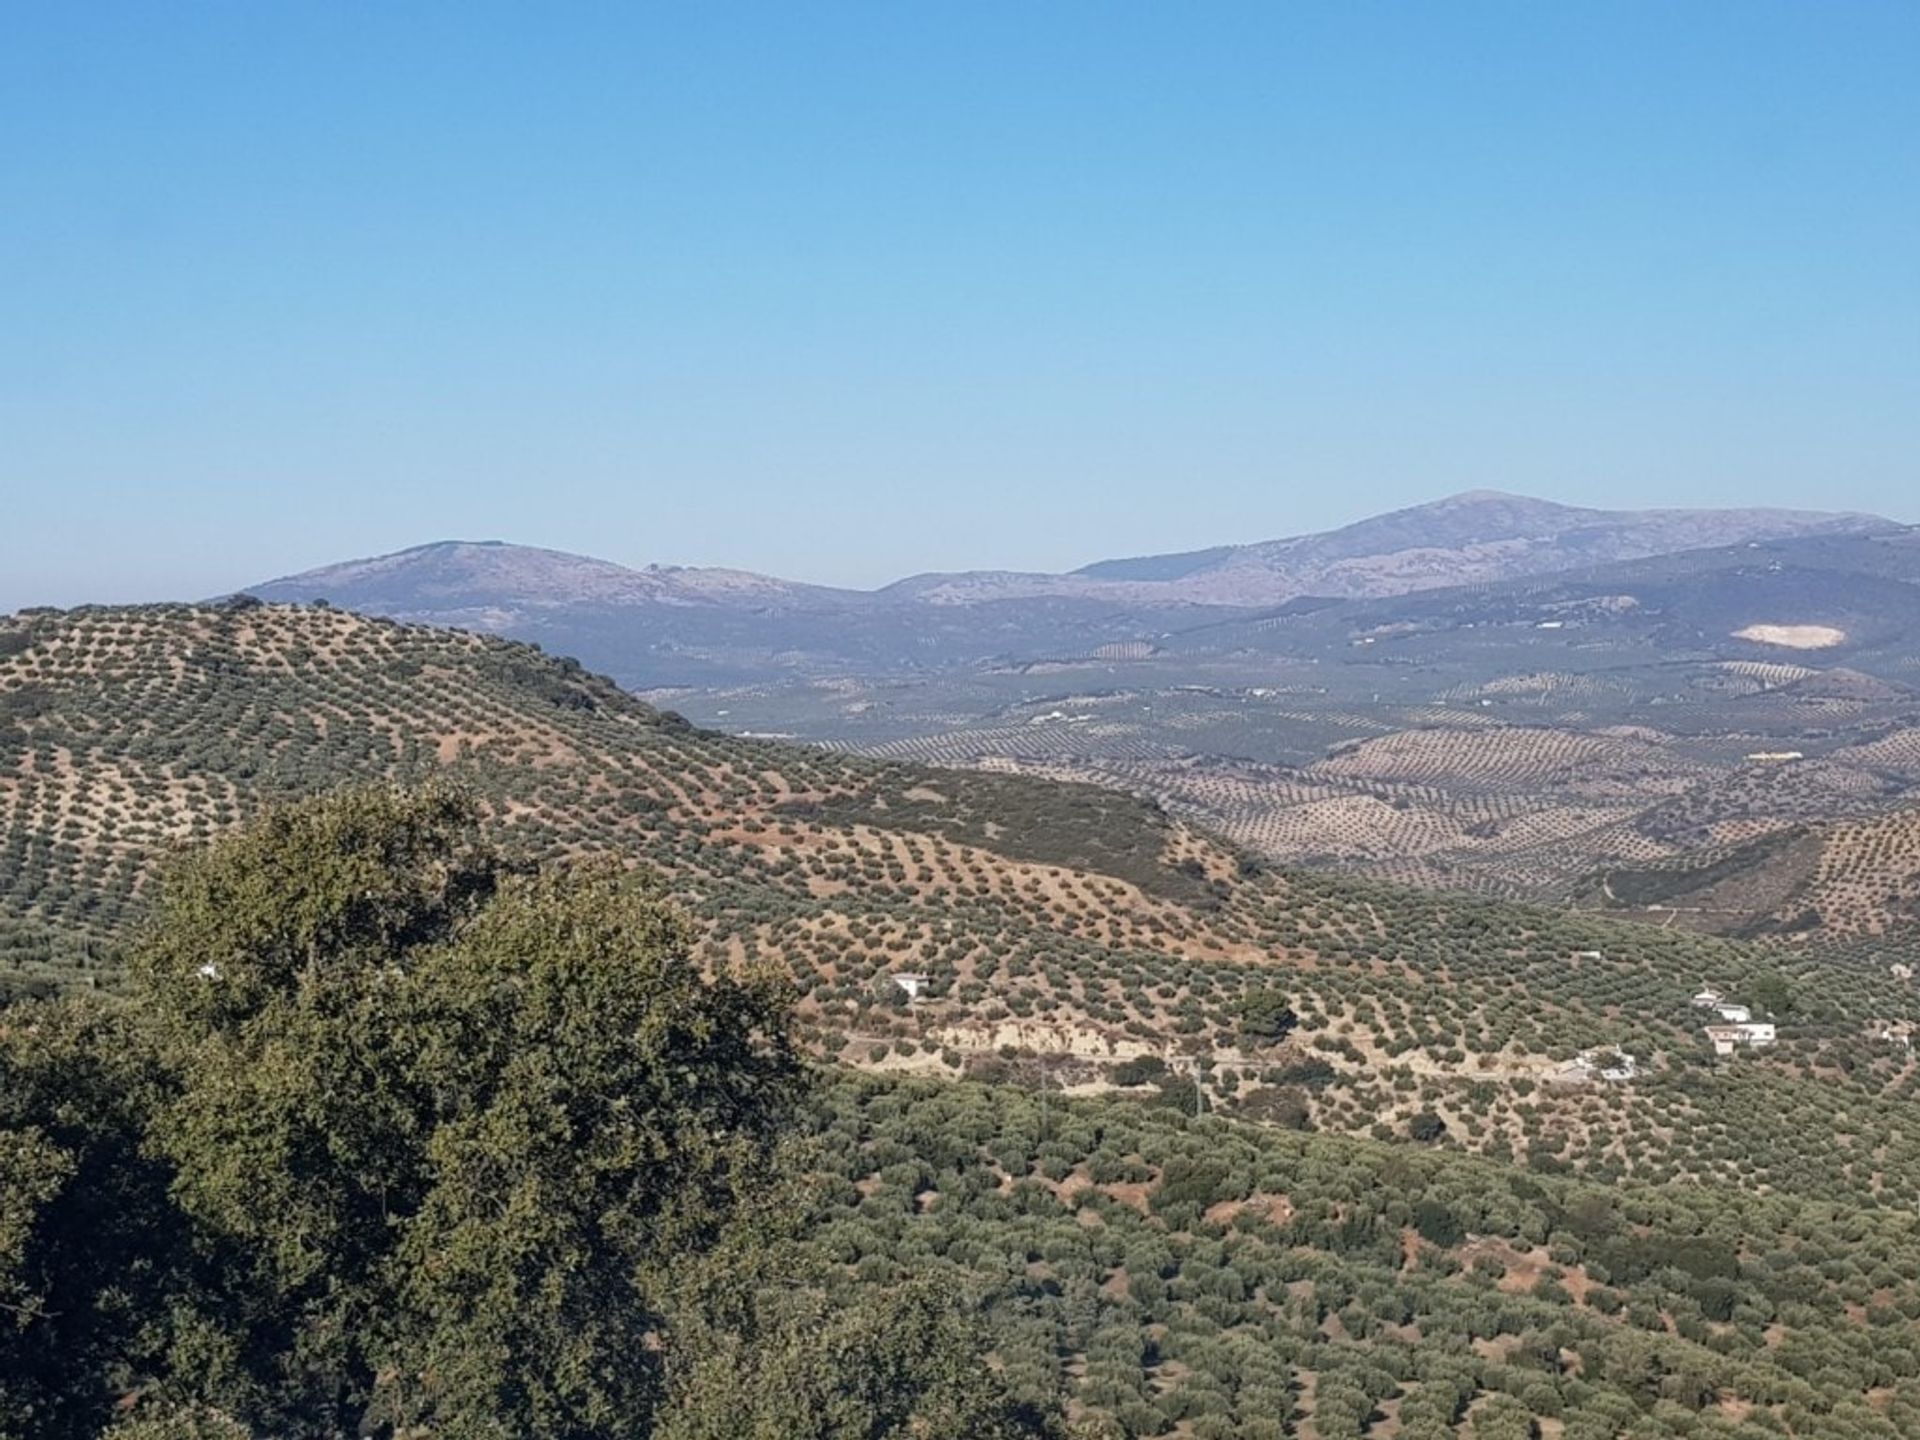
3;3;1916;609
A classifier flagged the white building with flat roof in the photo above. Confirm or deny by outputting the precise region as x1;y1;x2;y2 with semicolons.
1705;1021;1776;1056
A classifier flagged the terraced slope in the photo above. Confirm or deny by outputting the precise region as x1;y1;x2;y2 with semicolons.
916;726;1918;910
1584;806;1920;939
4;604;1920;1214
664;524;1920;910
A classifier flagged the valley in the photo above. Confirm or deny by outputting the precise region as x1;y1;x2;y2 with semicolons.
0;600;1914;1189
237;498;1920;935
12;506;1920;1439
15;7;1919;1432
8;599;1920;1435
648;528;1920;930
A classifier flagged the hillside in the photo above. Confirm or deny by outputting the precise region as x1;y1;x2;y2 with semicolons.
812;1070;1920;1439
4;603;1919;1206
888;491;1886;604
10;603;1920;1435
675;526;1920;915
1580;804;1920;938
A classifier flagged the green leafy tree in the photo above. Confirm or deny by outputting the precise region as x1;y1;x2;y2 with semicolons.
135;786;805;1437
375;864;805;1436
1236;989;1298;1042
1750;971;1794;1018
1;999;180;1440
661;1276;1053;1440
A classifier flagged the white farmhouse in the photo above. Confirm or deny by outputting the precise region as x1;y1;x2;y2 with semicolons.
1690;987;1725;1009
1565;1047;1638;1083
1704;1022;1777;1056
1712;1002;1752;1023
1595;1050;1638;1082
891;973;930;1003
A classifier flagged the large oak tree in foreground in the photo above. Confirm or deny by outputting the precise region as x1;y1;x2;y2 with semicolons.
3;786;1050;1440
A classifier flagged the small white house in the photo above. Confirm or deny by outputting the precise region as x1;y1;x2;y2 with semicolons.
1595;1050;1638;1082
891;973;930;1003
1568;1048;1638;1083
1572;949;1604;962
1691;987;1726;1009
1713;1002;1753;1023
1872;1020;1914;1049
1705;1022;1777;1056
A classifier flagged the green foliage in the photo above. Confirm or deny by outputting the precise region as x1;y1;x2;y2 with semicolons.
1110;1055;1167;1087
4;788;1044;1440
133;787;804;1436
802;1073;1920;1439
1235;987;1298;1042
375;863;803;1437
1412;1198;1463;1247
0;998;179;1440
99;1406;252;1440
1751;969;1795;1017
661;1280;1050;1440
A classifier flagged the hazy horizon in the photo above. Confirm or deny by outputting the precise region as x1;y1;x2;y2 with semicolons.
9;480;1917;612
6;4;1917;610
234;485;1920;601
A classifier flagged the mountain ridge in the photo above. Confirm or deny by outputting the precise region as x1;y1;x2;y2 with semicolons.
257;490;1894;611
878;489;1896;604
244;491;1896;685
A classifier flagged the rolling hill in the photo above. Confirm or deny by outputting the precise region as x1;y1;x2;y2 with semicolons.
651;527;1920;917
2;600;1916;1197
10;601;1920;1436
238;511;1920;927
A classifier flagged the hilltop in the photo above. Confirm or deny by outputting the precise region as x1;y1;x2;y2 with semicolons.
255;539;860;616
908;490;1889;605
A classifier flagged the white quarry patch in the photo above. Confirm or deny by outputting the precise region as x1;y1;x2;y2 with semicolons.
1733;623;1846;650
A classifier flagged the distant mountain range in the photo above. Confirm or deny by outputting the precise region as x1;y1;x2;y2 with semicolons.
248;490;1895;685
890;490;1890;605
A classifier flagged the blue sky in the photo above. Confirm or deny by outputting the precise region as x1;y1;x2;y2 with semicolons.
3;3;1916;608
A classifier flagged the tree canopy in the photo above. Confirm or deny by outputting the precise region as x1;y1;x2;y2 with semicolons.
2;786;1049;1440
